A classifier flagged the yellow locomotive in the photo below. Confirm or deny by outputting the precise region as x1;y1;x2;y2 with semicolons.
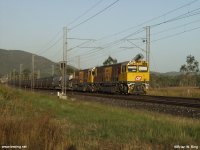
71;54;149;94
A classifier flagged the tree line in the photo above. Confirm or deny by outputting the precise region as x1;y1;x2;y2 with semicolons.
150;55;200;88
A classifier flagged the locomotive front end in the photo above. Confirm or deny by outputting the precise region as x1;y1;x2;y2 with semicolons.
126;60;149;94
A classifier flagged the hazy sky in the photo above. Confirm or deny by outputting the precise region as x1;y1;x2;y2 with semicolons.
0;0;200;72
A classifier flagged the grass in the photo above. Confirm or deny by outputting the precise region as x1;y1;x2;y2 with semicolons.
0;85;200;149
149;86;200;98
0;86;69;150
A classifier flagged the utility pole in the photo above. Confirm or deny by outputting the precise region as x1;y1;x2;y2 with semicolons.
6;74;9;86
31;54;35;91
62;27;67;95
9;72;12;84
37;69;40;79
52;64;54;76
78;56;80;70
19;64;22;88
145;26;150;65
13;69;15;86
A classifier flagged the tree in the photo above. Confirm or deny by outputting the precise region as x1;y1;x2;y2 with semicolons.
103;56;117;66
180;55;199;86
180;55;199;74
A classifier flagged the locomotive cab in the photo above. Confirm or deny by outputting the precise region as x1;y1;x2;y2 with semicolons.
119;60;149;94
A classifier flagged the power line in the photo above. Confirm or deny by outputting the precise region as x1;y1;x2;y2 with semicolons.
34;1;103;57
151;7;200;27
37;36;62;55
79;37;146;65
68;0;199;54
37;0;200;68
152;19;200;35
68;40;94;52
71;24;200;67
66;1;200;69
78;28;145;58
39;8;200;58
68;0;199;59
54;11;200;67
35;30;62;54
68;28;144;61
33;0;118;60
98;0;199;40
67;38;96;41
36;0;198;59
70;0;120;30
67;0;104;26
69;39;124;62
153;25;200;42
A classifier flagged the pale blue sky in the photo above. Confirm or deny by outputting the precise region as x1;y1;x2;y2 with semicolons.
0;0;200;72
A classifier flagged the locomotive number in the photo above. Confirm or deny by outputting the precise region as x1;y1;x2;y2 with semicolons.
135;76;142;81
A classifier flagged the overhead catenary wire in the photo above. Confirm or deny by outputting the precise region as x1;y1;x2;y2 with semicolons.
36;0;198;61
31;0;120;70
67;38;96;41
153;25;200;42
79;39;146;65
69;28;144;60
70;23;200;68
67;0;104;26
34;30;62;55
62;21;200;70
68;1;200;62
81;25;200;68
33;0;104;57
68;40;95;52
150;7;200;28
70;0;120;30
37;36;62;56
152;19;200;35
97;0;199;40
69;8;200;61
36;0;200;70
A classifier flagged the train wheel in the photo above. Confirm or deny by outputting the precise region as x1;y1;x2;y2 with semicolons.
119;84;124;94
123;85;128;94
134;84;146;95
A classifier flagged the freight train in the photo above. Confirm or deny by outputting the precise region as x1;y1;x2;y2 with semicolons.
71;54;149;94
9;54;150;94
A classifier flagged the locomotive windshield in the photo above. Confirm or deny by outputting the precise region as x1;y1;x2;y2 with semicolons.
128;65;137;72
138;66;148;72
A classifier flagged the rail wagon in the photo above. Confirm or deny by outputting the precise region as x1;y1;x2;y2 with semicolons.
71;68;96;91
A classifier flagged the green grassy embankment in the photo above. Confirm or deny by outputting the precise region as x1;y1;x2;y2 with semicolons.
0;85;200;150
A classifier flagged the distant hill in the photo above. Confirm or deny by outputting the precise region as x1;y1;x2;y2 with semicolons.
0;49;75;77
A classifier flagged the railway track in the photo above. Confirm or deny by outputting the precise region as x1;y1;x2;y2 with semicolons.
67;92;200;109
65;91;200;118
